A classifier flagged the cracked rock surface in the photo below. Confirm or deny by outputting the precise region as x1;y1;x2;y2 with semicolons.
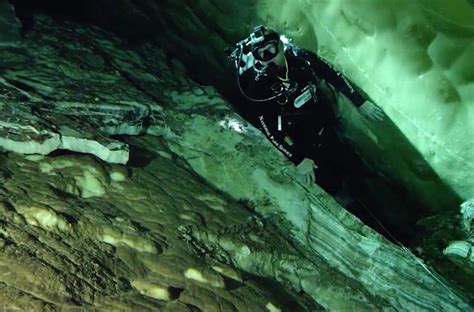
0;14;472;310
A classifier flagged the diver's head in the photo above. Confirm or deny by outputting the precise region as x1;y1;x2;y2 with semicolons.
248;26;286;72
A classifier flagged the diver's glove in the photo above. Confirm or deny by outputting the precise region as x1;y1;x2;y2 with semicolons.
359;100;385;122
296;157;317;185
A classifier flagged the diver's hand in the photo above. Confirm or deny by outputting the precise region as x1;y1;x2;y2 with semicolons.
296;158;317;185
359;100;384;122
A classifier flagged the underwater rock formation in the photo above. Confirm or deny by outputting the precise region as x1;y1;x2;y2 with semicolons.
0;14;472;310
0;15;159;164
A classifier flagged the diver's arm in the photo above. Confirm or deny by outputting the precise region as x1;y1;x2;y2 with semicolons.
257;114;305;165
301;50;385;121
301;49;366;107
259;114;317;184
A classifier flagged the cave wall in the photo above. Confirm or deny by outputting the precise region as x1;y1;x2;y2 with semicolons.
9;0;474;209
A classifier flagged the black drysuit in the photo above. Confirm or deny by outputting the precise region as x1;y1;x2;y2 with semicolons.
237;45;367;190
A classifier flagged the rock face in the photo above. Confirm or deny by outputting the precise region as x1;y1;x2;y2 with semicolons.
1;151;321;311
0;99;132;164
0;15;472;310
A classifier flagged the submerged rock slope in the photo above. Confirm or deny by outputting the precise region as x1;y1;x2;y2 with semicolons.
0;14;471;310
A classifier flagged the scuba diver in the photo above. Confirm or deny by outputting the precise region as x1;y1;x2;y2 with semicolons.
228;26;384;192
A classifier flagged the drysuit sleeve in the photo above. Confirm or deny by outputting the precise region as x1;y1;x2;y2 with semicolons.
256;113;305;165
301;49;366;107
